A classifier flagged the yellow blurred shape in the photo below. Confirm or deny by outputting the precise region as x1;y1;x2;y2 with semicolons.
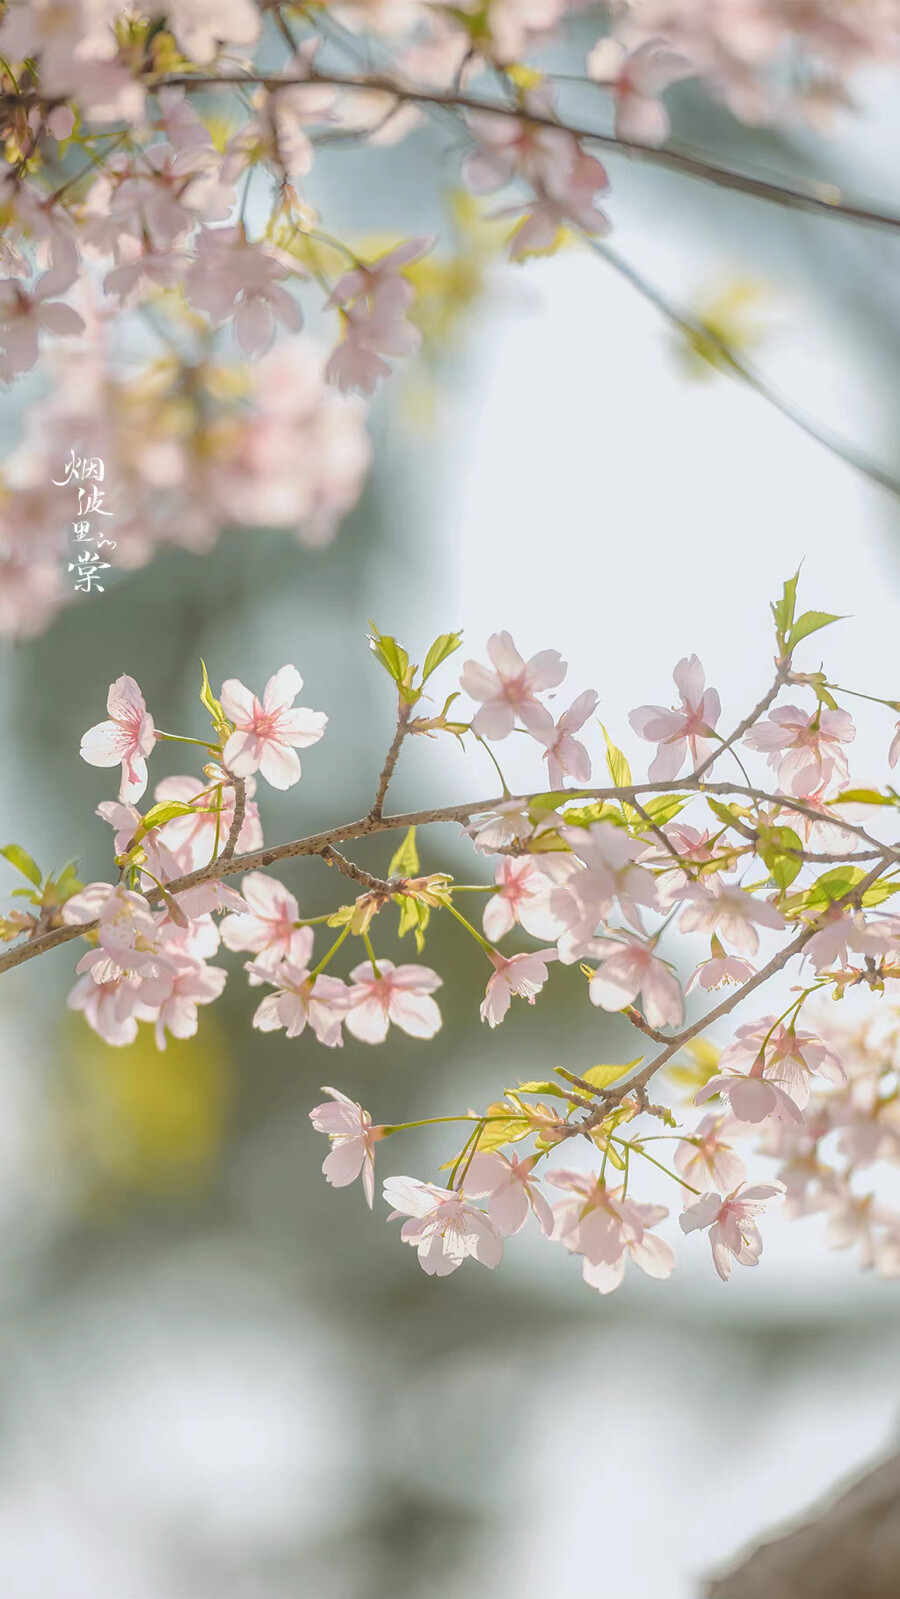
57;1014;232;1205
677;276;770;380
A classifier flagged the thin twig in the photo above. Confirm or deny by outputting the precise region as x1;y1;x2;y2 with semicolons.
151;69;900;236
2;777;897;978
319;844;397;895
370;700;412;821
218;774;246;864
585;239;900;503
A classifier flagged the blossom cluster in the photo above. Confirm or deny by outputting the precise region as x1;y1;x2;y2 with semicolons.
5;577;900;1297
0;0;897;635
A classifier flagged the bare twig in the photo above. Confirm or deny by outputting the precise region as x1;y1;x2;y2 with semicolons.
152;69;900;237
319;844;397;895
370;701;412;821
218;774;246;864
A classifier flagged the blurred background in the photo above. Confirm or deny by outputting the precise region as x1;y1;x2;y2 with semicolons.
1;50;900;1599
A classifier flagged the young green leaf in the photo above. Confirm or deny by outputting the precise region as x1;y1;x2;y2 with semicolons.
788;610;844;649
1;844;42;888
600;723;632;789
199;659;229;735
421;631;463;683
388;826;419;879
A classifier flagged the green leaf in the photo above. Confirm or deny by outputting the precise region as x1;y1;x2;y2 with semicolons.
388;826;419;879
396;892;431;952
771;569;800;643
562;801;625;828
758;826;803;891
788;610;844;649
600;723;632;789
473;1111;532;1154
1;844;42;888
516;1080;568;1097
641;794;688;826
199;659;228;733
421;631;463;683
579;1060;641;1091
805;864;866;909
830;788;895;807
862;881;900;907
367;623;415;700
135;800;198;842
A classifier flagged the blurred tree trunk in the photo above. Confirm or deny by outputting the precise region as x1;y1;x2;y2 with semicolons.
706;1452;900;1598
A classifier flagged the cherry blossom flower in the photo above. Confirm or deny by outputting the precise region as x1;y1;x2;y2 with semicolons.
716;1016;846;1107
640;823;724;907
459;631;567;740
310;1087;383;1207
251;956;349;1048
587;37;694;144
548;1169;652;1265
743;704;855;797
219;873;310;969
552;821;659;957
465;1151;554;1235
679;1182;786;1281
695;1070;804;1125
685;947;755;992
675;1114;747;1195
325;237;433;395
482;854;575;943
480;948;557;1026
186;227;303;358
345;960;442;1042
152;768;263;868
67;968;164;1048
220;665;326;790
140;956;228;1050
467;799;536;854
581;1203;675;1294
161;0;262;64
384;1176;503;1275
526;689;599;788
80;675;157;802
68;883;176;983
803;906;889;973
588;932;683;1029
96;799;183;884
0;265;85;381
629;655;721;780
679;881;785;954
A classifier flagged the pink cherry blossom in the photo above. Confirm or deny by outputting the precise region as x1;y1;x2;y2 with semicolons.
467;799;536;854
582;1202;675;1294
310;1087;383;1207
640;822;724;907
325;237;433;395
345;960;442;1043
80;675;157;802
716;1016;846;1108
548;1169;652;1266
251;956;349;1048
68;882;176;983
482;854;574;943
629;655;722;780
480;947;557;1026
527;689;599;788
465;1151;554;1235
685;949;755;992
383;1176;502;1275
803;906;890;973
140;955;228;1051
695;1070;805;1125
743;704;855;797
152;768;263;868
186;227;303;358
552;820;659;958
0;266;85;381
220;665;326;790
679;881;785;954
219;872;310;968
675;1114;747;1195
459;631;567;741
679;1182;785;1281
587;37;694;144
588;932;684;1029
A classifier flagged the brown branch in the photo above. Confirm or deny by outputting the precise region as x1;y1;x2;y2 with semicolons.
584;853;894;1124
1;777;896;979
692;665;790;782
319;844;397;895
218;774;246;864
370;700;412;821
152;68;900;236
